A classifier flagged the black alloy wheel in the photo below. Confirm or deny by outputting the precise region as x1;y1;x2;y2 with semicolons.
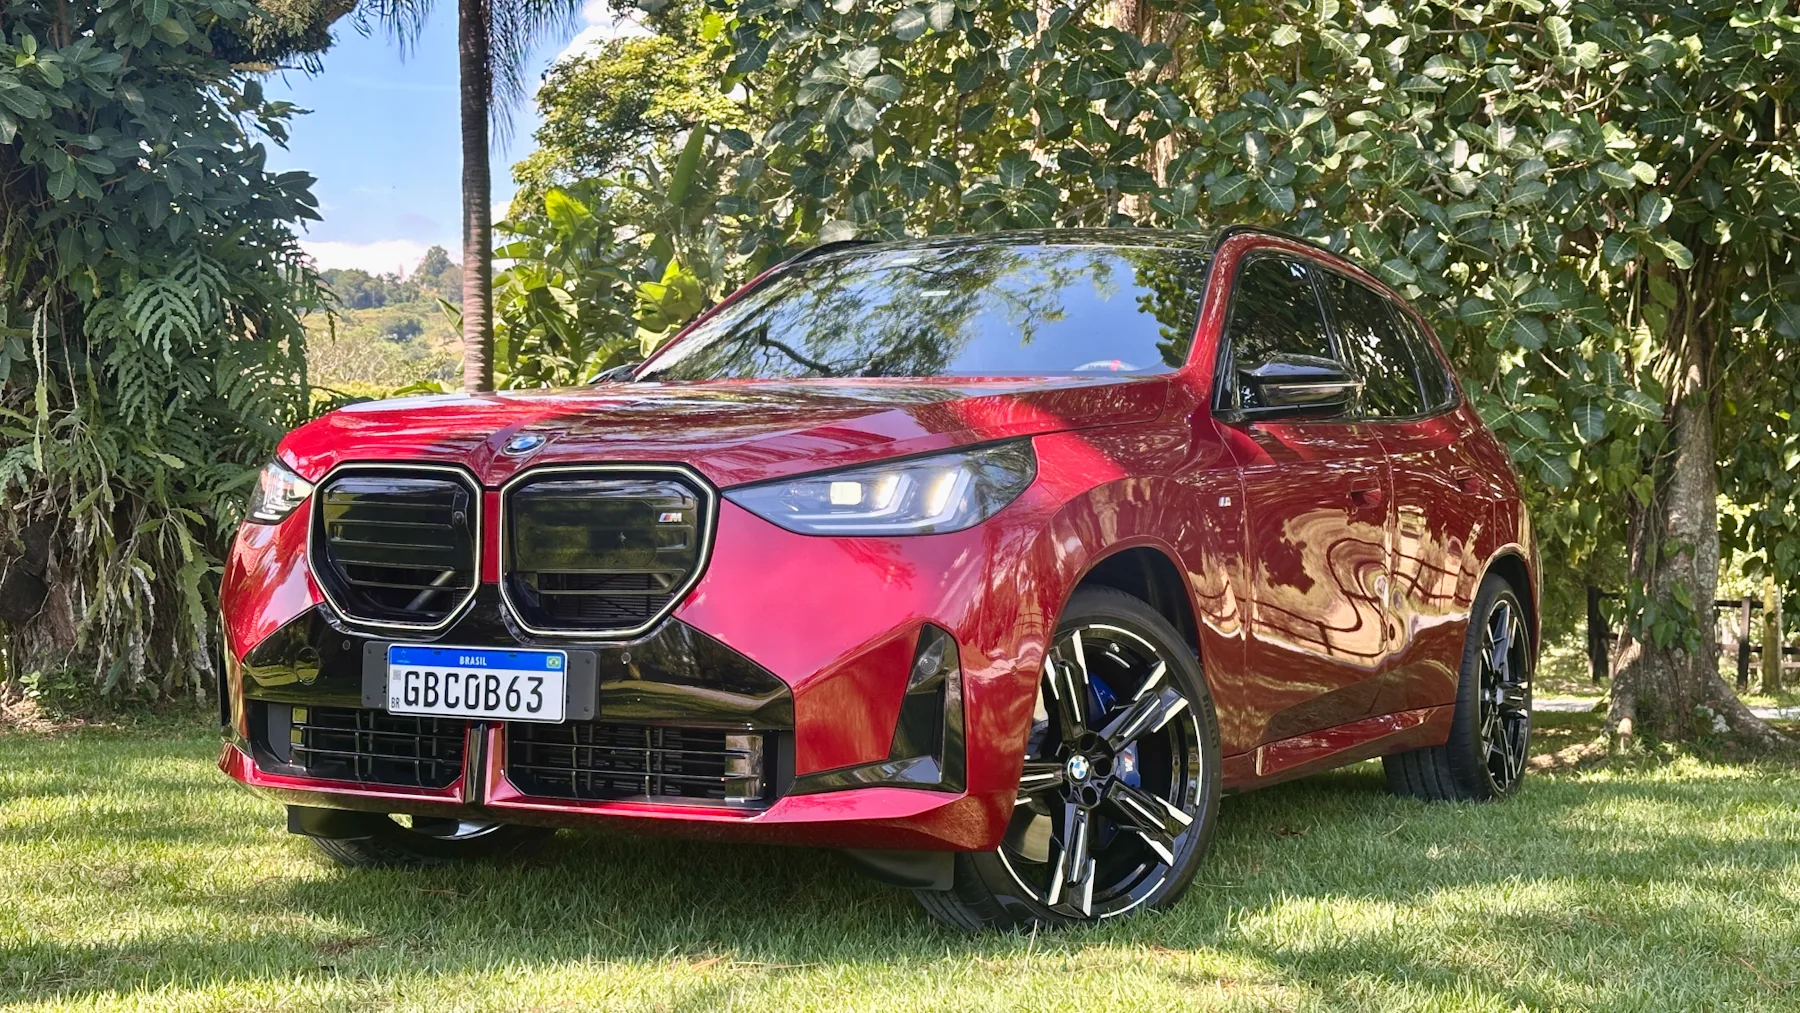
1384;578;1534;802
915;586;1222;929
1477;594;1533;793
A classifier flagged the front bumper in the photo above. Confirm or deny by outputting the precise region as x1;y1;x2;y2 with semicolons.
219;486;1066;851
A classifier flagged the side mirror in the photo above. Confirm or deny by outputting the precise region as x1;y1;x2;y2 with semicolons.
1237;353;1361;417
589;361;642;384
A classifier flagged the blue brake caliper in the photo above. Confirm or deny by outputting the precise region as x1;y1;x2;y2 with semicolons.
1087;674;1142;787
1087;672;1141;850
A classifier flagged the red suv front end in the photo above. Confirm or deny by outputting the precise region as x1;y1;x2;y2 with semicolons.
220;374;1134;848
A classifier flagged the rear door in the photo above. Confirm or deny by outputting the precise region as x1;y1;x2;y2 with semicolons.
1319;269;1477;717
1217;254;1396;747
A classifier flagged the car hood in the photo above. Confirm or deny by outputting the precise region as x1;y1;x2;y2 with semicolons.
277;375;1170;488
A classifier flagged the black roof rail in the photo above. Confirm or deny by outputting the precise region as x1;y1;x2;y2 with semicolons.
783;238;878;266
1208;223;1343;257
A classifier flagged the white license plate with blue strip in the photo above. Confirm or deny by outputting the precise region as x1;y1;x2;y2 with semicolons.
386;645;567;723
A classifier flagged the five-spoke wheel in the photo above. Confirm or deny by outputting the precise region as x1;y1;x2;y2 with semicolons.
914;587;1221;930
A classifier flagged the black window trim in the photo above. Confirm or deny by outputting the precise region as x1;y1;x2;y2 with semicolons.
1311;262;1463;424
1386;299;1463;417
1209;249;1355;422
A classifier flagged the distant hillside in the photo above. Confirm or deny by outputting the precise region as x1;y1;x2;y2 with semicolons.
306;247;463;396
305;302;461;397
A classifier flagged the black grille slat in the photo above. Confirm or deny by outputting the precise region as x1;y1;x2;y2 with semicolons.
342;575;474;591
313;469;478;627
506;722;764;805
288;706;469;789
503;472;709;634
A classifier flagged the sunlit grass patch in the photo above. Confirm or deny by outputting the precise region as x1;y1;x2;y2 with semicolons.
3;723;1798;1012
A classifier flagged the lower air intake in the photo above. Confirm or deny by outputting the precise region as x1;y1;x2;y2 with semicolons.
286;706;469;790
505;721;767;805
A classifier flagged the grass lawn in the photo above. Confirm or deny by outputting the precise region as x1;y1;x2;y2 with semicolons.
3;713;1798;1012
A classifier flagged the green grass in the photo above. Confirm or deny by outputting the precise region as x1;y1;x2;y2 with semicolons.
4;717;1799;1012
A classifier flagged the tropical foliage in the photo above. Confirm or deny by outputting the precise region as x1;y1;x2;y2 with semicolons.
487;183;641;387
510;15;750;206
0;0;333;700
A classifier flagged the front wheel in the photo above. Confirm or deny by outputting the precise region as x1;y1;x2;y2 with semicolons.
307;815;551;868
915;586;1222;930
1383;577;1534;801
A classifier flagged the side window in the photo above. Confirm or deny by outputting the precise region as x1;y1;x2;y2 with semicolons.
1395;310;1458;410
1221;256;1337;409
1322;272;1428;418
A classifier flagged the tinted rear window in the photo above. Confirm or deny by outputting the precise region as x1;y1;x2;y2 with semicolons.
637;244;1205;381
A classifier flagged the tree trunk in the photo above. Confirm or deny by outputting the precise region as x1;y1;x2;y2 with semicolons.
1606;252;1785;749
459;0;495;394
1765;578;1785;694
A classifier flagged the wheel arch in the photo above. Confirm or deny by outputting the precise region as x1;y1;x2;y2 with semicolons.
1067;543;1207;676
1072;545;1198;647
1478;546;1539;653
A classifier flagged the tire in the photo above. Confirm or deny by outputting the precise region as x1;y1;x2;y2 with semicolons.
308;816;552;868
916;586;1223;931
1383;577;1534;802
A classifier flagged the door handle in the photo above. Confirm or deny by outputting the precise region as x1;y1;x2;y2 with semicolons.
1451;467;1481;495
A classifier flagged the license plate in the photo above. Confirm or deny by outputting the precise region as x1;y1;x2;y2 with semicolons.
386;645;567;723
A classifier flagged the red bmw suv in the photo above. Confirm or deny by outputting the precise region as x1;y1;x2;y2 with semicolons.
221;227;1538;929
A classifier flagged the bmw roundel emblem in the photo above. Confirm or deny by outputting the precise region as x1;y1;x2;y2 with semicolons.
502;432;547;456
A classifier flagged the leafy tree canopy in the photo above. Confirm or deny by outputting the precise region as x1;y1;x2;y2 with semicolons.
0;0;340;699
517;0;1797;743
412;244;464;303
512;8;750;205
320;247;463;310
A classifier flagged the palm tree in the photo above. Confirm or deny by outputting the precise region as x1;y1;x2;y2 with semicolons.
374;0;582;392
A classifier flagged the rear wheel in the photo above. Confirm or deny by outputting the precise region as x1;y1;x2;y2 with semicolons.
1384;578;1533;801
308;815;551;868
915;586;1222;930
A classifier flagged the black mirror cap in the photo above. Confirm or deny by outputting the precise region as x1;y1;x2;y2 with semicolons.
1237;353;1362;416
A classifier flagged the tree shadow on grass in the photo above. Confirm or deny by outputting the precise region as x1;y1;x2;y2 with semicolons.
5;742;1799;1010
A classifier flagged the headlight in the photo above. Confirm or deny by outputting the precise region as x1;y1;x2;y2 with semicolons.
725;442;1036;535
245;458;314;524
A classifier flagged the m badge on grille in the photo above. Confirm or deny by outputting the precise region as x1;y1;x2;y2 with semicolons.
658;511;684;523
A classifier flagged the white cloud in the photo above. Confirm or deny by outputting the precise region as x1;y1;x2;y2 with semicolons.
553;0;653;64
302;239;433;276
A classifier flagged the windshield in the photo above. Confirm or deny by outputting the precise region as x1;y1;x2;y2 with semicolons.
635;243;1206;381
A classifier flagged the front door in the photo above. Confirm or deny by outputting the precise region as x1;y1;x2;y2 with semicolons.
1215;254;1395;748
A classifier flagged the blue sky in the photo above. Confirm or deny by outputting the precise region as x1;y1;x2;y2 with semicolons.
264;2;644;276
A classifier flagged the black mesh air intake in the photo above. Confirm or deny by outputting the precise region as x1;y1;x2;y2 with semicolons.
312;468;479;628
502;470;710;635
505;721;767;805
277;705;469;790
